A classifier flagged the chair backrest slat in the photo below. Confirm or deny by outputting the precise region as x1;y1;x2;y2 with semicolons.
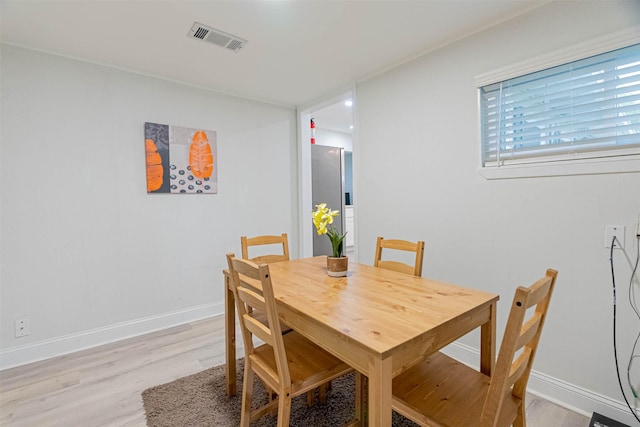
507;349;531;386
524;276;554;307
237;286;266;313
242;313;274;345
515;313;542;350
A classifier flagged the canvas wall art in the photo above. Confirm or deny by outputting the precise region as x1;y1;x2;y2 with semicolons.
144;122;218;194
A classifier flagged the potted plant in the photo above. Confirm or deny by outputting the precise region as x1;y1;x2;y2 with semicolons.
312;203;348;277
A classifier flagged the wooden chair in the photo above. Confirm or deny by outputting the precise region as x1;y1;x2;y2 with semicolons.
243;233;333;403
392;269;558;427
224;233;294;396
373;236;425;277
226;254;353;426
241;233;290;263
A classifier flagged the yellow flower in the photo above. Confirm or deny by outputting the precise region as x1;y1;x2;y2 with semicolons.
316;223;327;235
311;203;348;257
312;206;328;234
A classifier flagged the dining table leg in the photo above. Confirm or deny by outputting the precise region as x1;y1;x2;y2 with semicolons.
368;356;393;426
224;271;236;396
479;301;497;376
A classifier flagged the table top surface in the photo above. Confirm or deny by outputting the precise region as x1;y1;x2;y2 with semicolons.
266;256;499;356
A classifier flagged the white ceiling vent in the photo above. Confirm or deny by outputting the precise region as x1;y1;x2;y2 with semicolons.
188;22;247;53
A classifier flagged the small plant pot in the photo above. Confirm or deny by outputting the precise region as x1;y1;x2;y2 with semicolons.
327;256;348;277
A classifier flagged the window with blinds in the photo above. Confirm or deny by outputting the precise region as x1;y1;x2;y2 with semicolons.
480;43;640;168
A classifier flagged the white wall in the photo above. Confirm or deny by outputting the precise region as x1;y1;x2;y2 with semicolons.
0;45;297;368
356;1;640;423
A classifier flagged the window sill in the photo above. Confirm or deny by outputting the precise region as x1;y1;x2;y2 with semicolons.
478;156;640;180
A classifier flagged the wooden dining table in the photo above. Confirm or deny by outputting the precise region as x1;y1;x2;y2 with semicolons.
223;256;498;426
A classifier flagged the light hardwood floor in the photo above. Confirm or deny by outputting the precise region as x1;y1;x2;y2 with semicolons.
1;315;591;426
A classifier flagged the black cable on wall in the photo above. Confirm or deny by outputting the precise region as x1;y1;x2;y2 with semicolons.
610;234;640;424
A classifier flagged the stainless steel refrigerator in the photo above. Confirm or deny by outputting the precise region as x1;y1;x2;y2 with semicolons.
312;145;346;256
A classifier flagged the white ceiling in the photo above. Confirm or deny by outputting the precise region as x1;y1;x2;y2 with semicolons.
313;97;355;134
4;1;552;135
1;0;550;109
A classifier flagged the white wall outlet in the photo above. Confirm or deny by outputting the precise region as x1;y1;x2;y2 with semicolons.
15;319;30;337
605;225;625;249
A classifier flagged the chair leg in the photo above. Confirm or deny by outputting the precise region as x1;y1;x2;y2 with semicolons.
277;389;293;427
268;384;278;416
240;365;254;427
514;401;526;427
224;274;236;396
318;383;328;403
306;390;315;406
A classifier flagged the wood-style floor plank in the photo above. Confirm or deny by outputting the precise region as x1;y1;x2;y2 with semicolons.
0;315;590;426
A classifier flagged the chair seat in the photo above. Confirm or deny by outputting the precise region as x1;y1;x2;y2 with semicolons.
392;352;521;427
251;330;352;395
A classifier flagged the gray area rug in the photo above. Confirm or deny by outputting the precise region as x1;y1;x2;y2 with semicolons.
142;359;418;426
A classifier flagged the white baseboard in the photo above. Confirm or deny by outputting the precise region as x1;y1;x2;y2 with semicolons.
0;302;223;371
443;342;640;426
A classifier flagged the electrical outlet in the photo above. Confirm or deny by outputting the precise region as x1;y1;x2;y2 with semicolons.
15;319;30;338
605;225;625;249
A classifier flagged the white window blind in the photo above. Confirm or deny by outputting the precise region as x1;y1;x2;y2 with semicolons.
480;43;640;168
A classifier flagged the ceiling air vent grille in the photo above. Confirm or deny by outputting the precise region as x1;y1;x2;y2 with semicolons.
188;22;247;53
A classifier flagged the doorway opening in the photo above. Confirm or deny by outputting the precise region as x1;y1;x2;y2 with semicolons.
298;90;355;259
